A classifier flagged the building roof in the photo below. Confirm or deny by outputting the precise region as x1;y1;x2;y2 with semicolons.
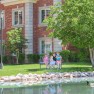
1;0;37;6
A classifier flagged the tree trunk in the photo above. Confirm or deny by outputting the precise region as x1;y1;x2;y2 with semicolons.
16;51;19;64
89;48;94;67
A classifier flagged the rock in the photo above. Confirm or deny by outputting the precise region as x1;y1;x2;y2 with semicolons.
0;72;94;86
9;76;17;81
63;73;71;78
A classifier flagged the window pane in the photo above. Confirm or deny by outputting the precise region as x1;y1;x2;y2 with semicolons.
41;10;45;22
40;9;50;24
41;41;45;53
0;11;5;29
19;11;22;24
45;44;51;53
46;10;50;17
14;11;18;25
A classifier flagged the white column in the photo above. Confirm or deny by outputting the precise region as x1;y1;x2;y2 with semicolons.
25;2;33;54
53;0;62;5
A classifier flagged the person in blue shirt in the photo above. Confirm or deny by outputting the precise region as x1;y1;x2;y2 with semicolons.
56;52;62;69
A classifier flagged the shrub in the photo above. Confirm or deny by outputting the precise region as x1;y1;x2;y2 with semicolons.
3;55;8;64
33;54;40;63
60;50;70;62
3;54;25;64
18;53;25;64
27;54;33;63
69;48;90;62
27;54;40;63
49;52;53;56
39;54;44;59
3;55;13;64
77;48;90;62
69;51;79;62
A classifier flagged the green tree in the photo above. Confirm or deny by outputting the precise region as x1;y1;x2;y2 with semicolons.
6;28;27;64
46;0;94;66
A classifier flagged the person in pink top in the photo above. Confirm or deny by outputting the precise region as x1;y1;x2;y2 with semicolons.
43;54;49;69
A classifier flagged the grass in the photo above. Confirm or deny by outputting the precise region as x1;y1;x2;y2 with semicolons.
0;62;94;77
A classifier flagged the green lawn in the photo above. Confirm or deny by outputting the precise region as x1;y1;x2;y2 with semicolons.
0;62;94;77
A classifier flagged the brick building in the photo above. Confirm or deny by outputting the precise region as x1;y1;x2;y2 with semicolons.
0;0;63;55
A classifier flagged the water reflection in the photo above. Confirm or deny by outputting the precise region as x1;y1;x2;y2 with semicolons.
42;84;63;94
0;83;94;94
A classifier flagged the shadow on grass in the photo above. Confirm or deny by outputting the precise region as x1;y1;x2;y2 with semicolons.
27;68;46;72
27;66;94;73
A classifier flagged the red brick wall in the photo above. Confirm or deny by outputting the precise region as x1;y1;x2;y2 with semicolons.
4;4;25;40
33;0;53;53
0;3;26;56
0;3;25;41
0;0;65;54
0;3;4;9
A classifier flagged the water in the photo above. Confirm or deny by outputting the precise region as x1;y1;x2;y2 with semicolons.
0;83;94;94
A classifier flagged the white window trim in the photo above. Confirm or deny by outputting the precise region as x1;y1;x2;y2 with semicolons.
12;7;24;27
38;6;50;27
3;10;5;29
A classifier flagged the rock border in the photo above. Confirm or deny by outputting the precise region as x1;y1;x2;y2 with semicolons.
0;72;94;86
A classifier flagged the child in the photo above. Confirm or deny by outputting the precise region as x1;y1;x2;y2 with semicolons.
56;52;62;69
53;53;56;62
43;54;49;69
53;53;57;68
49;55;55;68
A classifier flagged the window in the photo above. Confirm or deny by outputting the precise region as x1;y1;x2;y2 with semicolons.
39;38;52;54
41;40;52;54
12;8;23;26
39;7;50;25
0;10;5;29
41;40;45;53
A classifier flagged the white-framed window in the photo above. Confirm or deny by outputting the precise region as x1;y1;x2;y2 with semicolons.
12;8;24;26
0;10;5;29
39;37;52;54
41;40;52;54
39;6;50;26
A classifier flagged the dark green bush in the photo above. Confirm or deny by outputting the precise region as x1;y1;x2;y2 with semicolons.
27;54;40;63
3;55;7;64
3;55;13;64
69;51;79;62
3;54;25;64
77;48;90;62
49;52;53;56
18;53;25;64
60;50;70;62
39;54;44;58
69;48;90;62
33;54;40;63
27;54;33;63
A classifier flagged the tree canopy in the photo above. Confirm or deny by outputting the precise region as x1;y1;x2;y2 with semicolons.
6;28;26;53
46;0;94;48
6;28;27;64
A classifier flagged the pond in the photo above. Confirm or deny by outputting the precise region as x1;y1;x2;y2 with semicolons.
0;72;94;94
0;82;94;94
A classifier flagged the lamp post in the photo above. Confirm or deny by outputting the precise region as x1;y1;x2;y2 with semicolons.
0;11;4;69
44;35;46;54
